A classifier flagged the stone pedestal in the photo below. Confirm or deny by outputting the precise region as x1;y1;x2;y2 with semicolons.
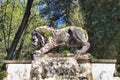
30;53;93;80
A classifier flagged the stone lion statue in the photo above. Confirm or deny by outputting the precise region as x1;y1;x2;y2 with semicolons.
31;26;90;56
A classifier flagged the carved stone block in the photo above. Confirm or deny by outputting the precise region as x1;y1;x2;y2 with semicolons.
30;54;93;80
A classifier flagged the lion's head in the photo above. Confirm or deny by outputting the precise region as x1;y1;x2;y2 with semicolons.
31;30;45;47
31;26;54;47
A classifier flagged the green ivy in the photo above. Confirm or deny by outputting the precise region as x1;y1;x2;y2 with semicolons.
61;50;71;55
89;54;96;61
0;61;7;80
0;71;7;80
41;29;53;38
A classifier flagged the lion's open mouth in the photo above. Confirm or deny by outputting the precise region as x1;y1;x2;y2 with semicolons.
32;38;36;43
32;39;35;42
31;38;38;46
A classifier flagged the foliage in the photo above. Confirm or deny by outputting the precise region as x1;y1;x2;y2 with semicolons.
0;0;25;57
61;50;71;55
0;62;4;68
89;54;96;61
69;3;85;27
0;61;7;80
0;0;46;59
0;70;7;80
38;0;72;27
77;0;120;58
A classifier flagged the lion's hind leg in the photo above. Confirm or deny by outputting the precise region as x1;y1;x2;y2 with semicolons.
74;42;90;54
72;28;90;54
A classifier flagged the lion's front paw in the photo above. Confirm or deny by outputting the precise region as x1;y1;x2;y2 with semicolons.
35;50;41;54
33;50;43;56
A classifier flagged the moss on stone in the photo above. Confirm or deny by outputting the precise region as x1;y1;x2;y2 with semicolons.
82;29;88;39
61;50;71;55
89;54;96;61
40;29;53;38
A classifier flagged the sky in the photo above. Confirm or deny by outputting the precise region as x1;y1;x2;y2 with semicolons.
0;0;1;4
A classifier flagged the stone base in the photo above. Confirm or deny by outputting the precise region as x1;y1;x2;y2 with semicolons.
30;53;93;80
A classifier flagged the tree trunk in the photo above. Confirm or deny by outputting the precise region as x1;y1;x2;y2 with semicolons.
7;0;33;60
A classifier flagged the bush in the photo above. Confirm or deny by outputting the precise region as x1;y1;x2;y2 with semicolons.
0;61;7;80
0;70;7;80
79;0;120;58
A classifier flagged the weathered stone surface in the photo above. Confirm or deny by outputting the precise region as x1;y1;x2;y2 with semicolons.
30;54;92;80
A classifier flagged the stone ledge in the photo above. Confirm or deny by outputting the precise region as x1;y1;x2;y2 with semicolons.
33;53;90;62
91;59;116;63
1;60;32;64
0;59;116;64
